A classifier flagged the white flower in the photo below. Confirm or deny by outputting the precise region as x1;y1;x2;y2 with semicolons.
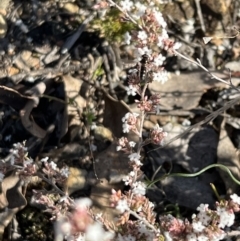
129;171;135;176
122;112;139;122
134;2;146;18
129;141;136;147
122;123;130;133
137;47;152;58
124;235;136;241
85;222;115;241
192;221;205;233
95;213;103;220
117;234;136;241
137;30;148;40
128;153;142;166
138;223;155;240
123;175;131;185
122;112;139;133
50;161;57;170
197;235;208;241
76;234;85;241
122;112;130;122
54;218;71;240
186;233;197;241
60;167;69;177
59;196;68;203
124;31;131;45
152;71;169;84
173;42;182;50
134;159;142;166
149;201;154;208
153;54;166;67
119;0;133;11
116;199;129;213
41;157;49;163
116;145;122;151
128;153;141;161
217;207;235;228
123;171;135;185
197;204;209;213
125;85;137;96
132;181;146;195
182;119;191;126
90;122;97;130
197;212;211;226
153;10;167;28
157;30;169;48
212;232;226;241
230;193;240;205
75;198;92;208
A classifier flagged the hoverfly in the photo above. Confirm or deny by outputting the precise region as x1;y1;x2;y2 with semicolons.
139;54;150;82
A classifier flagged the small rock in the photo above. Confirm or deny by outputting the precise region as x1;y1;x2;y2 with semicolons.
64;167;87;195
62;3;79;14
0;14;7;38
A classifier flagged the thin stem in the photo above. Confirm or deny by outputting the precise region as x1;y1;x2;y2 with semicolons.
137;83;149;150
106;0;142;29
210;183;221;202
41;94;67;104
149;164;240;187
195;0;205;32
174;50;232;86
128;209;158;233
36;172;74;205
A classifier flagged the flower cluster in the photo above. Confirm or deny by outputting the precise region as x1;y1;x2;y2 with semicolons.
6;142;38;181
149;124;168;145
41;157;69;186
1;1;238;241
110;189;159;240
116;137;136;152
120;2;181;87
122;112;139;134
55;198;115;241
160;194;240;241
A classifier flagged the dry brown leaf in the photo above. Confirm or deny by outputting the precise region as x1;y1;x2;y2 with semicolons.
62;75;86;126
20;99;47;138
149;71;240;110
0;84;48;138
102;89;131;138
0;173;27;236
20;82;47;138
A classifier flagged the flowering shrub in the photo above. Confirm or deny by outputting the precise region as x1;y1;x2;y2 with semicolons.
1;1;240;241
